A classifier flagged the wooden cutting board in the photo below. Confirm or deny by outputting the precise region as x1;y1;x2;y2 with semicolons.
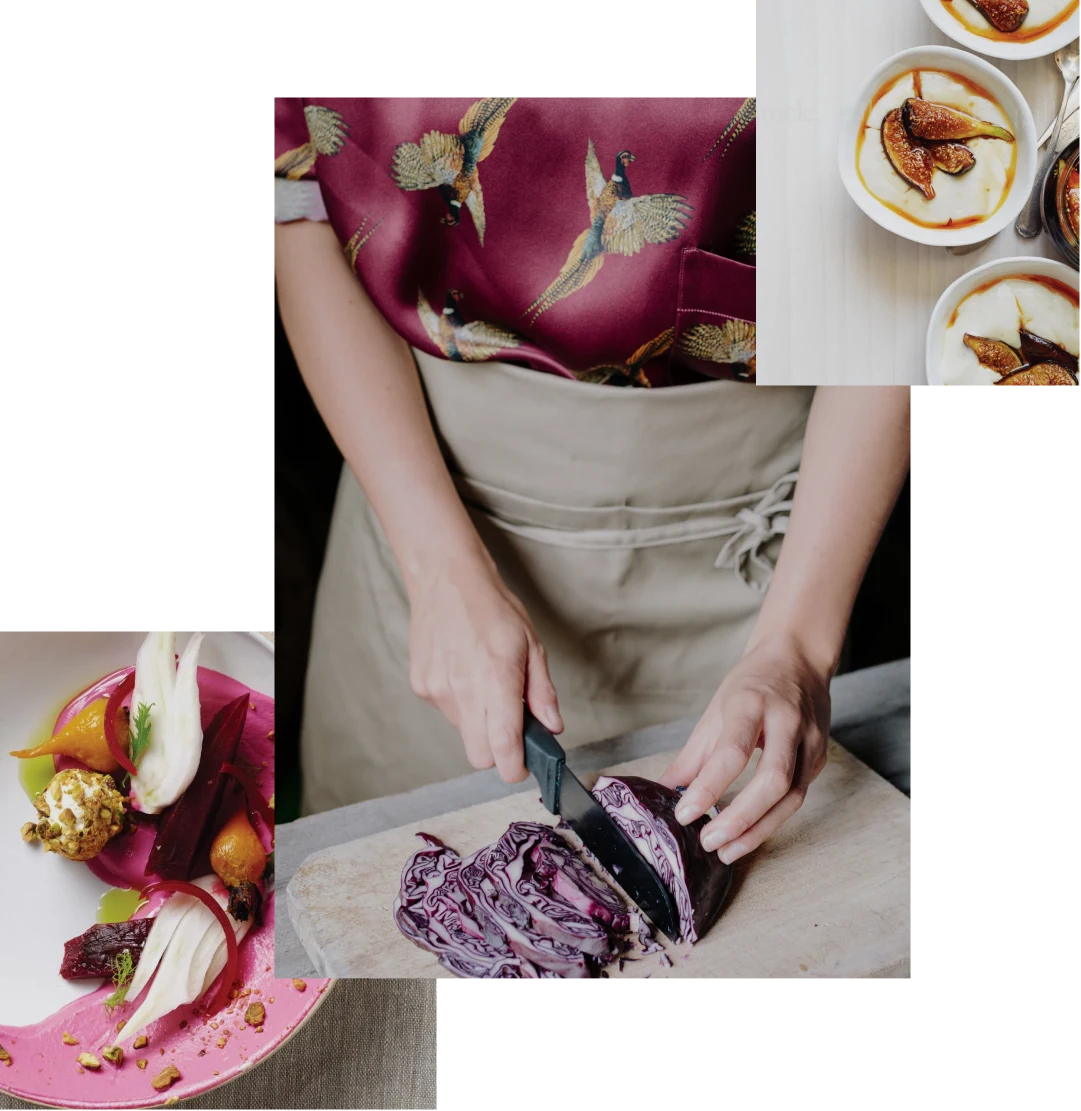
286;741;909;978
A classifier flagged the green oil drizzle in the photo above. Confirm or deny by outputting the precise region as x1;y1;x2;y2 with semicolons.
17;753;57;802
97;888;143;924
11;688;81;801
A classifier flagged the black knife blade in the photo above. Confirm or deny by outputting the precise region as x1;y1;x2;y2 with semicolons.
523;708;680;941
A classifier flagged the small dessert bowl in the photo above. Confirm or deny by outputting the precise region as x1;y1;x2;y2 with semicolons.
919;0;1080;62
925;255;1079;384
839;45;1036;247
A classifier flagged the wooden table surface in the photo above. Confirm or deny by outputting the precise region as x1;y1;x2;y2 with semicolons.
757;0;1077;385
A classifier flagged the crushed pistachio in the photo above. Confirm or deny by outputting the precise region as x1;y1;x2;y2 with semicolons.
30;769;126;861
291;979;307;992
133;1035;148;1050
116;1019;127;1032
102;1045;123;1067
136;1059;148;1070
76;1052;101;1070
244;1002;266;1027
62;1032;79;1045
151;1064;181;1091
0;1044;12;1066
20;822;36;842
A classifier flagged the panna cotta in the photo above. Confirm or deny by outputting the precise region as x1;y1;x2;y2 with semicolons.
941;273;1079;384
857;68;1016;228
939;0;1079;44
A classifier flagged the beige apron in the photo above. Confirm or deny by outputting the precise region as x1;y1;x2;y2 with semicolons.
301;352;814;813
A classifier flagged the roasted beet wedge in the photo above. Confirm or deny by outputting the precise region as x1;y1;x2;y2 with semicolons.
928;141;976;175
145;693;249;880
881;108;935;199
972;0;1029;33
60;919;152;980
996;363;1078;385
963;334;1023;375
902;99;1014;143
1018;330;1079;377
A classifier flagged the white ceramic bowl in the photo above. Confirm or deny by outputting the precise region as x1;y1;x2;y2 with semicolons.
839;45;1037;247
920;0;1079;61
925;255;1079;383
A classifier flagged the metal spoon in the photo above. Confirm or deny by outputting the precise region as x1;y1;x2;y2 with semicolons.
1016;42;1080;238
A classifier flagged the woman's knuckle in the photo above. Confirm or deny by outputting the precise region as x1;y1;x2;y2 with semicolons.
764;767;793;798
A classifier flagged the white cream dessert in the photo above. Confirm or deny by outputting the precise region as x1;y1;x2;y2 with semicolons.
940;0;1078;43
941;275;1079;385
857;69;1016;228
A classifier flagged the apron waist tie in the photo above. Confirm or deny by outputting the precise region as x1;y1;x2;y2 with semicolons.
461;471;800;593
713;471;798;593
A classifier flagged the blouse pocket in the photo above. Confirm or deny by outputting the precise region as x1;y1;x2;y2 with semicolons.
674;247;756;382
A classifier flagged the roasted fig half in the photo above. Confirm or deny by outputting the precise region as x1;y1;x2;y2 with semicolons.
902;99;1014;143
962;334;1022;375
928;141;976;175
971;0;1028;33
882;108;935;199
1062;186;1079;241
995;363;1078;385
1018;330;1079;377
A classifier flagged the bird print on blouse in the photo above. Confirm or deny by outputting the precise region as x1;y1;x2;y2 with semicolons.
391;98;517;246
524;143;693;321
344;215;384;268
574;328;675;387
417;289;523;362
678;320;756;380
704;98;756;161
734;211;756;256
275;105;349;179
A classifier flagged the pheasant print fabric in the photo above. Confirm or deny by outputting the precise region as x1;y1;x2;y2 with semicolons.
275;98;756;387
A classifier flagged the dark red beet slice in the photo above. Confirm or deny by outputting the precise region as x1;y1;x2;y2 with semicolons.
60;919;152;980
145;693;250;880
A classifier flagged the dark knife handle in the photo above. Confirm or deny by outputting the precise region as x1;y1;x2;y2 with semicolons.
523;707;566;814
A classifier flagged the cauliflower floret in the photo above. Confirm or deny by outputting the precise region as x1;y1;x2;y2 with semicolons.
22;768;126;861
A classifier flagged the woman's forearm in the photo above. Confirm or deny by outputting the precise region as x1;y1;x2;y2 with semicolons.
748;385;911;673
274;221;489;594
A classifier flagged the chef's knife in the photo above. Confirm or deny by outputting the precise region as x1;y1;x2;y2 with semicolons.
522;708;680;941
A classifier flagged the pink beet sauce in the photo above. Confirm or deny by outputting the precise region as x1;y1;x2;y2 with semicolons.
0;660;330;1110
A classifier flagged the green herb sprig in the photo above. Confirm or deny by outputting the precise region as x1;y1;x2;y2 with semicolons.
102;948;134;1013
129;702;154;766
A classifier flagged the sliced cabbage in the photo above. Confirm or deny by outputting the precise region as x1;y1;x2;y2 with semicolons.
394;823;630;978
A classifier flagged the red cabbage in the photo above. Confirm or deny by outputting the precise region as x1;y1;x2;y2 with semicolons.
394;823;630;978
591;775;732;943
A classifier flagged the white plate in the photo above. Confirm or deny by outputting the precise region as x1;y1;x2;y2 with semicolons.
924;255;1079;382
838;45;1037;246
919;0;1079;61
0;632;273;1027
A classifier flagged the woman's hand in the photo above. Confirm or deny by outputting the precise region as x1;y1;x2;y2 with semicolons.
407;553;563;783
659;633;831;864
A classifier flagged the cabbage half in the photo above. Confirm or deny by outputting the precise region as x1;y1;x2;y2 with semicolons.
591;775;733;943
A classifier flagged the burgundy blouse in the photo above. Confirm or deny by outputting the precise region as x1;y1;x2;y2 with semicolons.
275;98;756;388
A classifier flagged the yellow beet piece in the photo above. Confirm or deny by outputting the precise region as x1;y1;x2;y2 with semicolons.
10;699;127;774
210;806;266;887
